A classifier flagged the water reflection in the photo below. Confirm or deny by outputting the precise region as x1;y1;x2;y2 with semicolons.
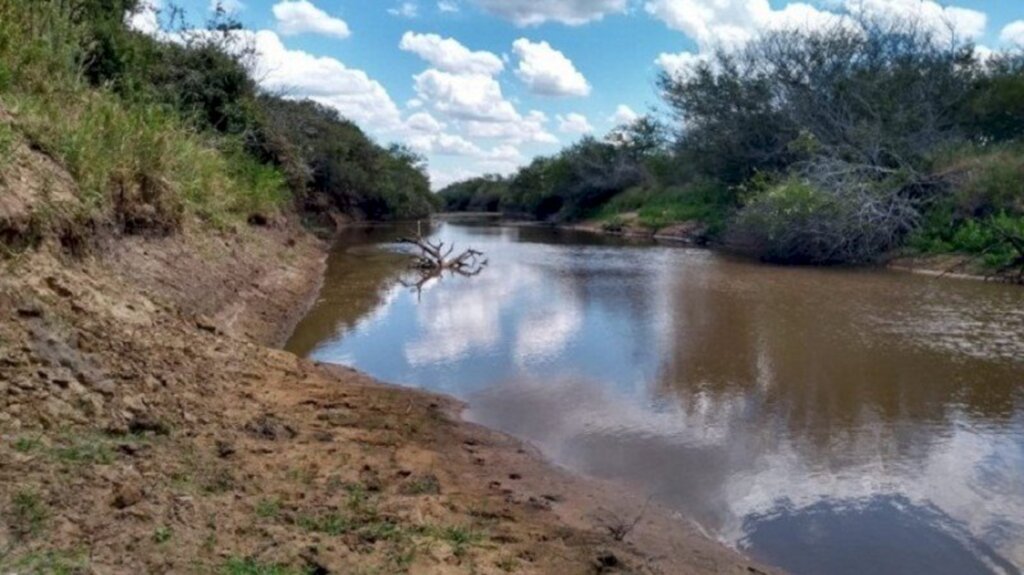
286;222;1024;575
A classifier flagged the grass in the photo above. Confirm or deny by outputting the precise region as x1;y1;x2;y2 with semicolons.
296;512;351;536
51;435;116;466
0;0;289;244
909;144;1024;270
0;120;14;170
6;549;87;575
12;435;43;453
398;474;441;496
594;181;733;234
153;525;173;544
255;498;282;519
9;489;47;539
423;525;485;558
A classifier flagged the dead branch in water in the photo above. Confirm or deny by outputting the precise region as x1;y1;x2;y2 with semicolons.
398;236;487;274
396;234;488;300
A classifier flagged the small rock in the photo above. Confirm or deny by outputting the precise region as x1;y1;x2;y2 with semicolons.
509;473;522;480
195;316;218;333
111;484;145;509
16;304;43;318
594;552;622;572
45;276;75;298
215;440;236;458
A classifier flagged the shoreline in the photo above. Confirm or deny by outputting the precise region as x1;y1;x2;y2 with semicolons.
482;216;1021;285
0;211;775;573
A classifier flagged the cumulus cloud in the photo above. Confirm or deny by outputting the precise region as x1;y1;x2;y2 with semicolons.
472;0;628;26
127;0;162;35
389;1;419;18
272;0;351;39
400;32;504;76
846;0;987;40
1001;21;1024;46
609;104;639;126
648;0;989;76
512;39;591;97
413;69;519;122
645;0;846;50
655;51;710;79
557;113;594;134
463;111;559;144
405;111;446;133
438;0;459;13
250;31;402;130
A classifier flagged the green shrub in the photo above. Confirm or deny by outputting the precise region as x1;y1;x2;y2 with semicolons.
729;176;917;263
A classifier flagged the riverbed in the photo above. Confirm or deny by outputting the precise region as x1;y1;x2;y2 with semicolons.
287;221;1024;575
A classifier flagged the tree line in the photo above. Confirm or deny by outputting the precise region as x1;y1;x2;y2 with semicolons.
440;15;1024;270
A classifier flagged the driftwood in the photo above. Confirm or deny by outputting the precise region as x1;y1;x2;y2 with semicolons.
397;235;488;299
398;236;487;274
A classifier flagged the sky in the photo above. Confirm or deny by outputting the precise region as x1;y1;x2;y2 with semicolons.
133;0;1024;189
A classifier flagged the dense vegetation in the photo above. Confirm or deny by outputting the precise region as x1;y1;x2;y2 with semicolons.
0;0;436;244
439;16;1024;272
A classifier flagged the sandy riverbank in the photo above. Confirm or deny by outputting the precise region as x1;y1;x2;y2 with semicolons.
0;154;775;573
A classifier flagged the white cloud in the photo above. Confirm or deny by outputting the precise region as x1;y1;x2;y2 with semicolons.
645;0;986;52
272;0;351;39
655;51;710;79
557;113;594;134
413;69;519;122
389;1;419;18
472;0;628;26
609;104;639;126
512;39;591;97
400;32;504;76
464;111;559;144
438;0;459;13
127;0;161;35
646;0;845;50
406;111;446;133
846;0;987;41
250;30;402;131
1001;21;1024;46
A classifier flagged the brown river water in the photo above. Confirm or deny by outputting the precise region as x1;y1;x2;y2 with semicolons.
286;221;1024;575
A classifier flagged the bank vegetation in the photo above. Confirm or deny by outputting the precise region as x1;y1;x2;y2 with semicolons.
439;15;1024;276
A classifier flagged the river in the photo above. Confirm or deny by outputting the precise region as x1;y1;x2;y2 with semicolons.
286;221;1024;575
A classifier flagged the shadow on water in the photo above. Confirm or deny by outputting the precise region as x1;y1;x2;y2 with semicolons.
287;221;1024;575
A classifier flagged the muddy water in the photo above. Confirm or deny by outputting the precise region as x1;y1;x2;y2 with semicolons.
286;222;1024;575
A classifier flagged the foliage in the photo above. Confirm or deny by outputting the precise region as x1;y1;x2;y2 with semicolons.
962;52;1024;143
909;144;1024;269
437;175;509;212
253;98;435;221
598;181;733;232
0;0;434;250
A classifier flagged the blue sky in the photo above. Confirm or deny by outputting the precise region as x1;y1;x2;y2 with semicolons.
138;0;1024;188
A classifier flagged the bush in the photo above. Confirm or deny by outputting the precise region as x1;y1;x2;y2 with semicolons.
729;173;918;264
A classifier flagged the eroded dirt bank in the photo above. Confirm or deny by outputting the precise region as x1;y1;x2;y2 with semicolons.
1;183;775;574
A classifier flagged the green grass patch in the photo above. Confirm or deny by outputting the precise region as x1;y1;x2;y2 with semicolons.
595;181;733;234
296;512;351;536
6;549;87;575
255;498;282;519
422;525;485;557
12;435;43;453
9;489;47;539
152;525;173;544
910;211;1024;269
